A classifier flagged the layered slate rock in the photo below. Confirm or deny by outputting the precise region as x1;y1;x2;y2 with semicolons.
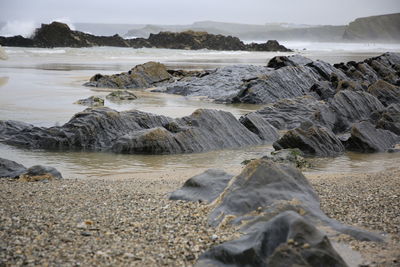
328;90;385;133
239;113;280;142
209;160;381;241
197;211;348;267
368;79;400;107
84;62;172;89
273;123;345;157
163;65;268;101
240;96;331;130
344;121;399;153
74;96;104;107
232;65;322;104
106;90;137;101
0;108;263;154
374;103;400;135
169;169;233;203
0;158;27;178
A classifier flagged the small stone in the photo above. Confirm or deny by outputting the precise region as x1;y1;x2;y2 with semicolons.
211;234;218;241
80;231;92;237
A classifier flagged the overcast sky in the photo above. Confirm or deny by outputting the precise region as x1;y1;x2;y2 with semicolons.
1;0;399;25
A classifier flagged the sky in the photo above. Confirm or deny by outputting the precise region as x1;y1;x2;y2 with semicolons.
1;0;399;26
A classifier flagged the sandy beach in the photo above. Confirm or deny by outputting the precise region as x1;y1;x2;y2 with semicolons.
1;166;399;267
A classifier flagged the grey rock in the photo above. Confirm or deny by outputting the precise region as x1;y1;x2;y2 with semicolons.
239;113;280;142
344;121;399;153
163;65;268;101
0;157;27;178
267;54;314;69
209;159;382;241
273;123;345;157
169;169;233;203
262;148;310;169
74;96;104;107
84;62;171;89
232;65;321;104
374;103;400;135
106;90;137;101
0;107;263;154
22;165;63;179
368;79;400;107
197;211;348;267
328;90;385;133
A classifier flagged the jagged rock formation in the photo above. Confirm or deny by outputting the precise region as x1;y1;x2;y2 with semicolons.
169;169;233;203
0;107;266;154
368;80;400;106
208;159;381;241
344;121;399;153
374;104;400;135
343;13;400;42
0;22;292;52
197;211;348;267
273;122;345;157
84;62;172;89
238;113;280;142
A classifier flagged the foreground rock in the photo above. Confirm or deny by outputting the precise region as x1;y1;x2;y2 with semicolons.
85;62;171;89
209;159;381;241
273;122;345;157
197;211;348;267
169;169;233;203
0;108;263;154
0;157;62;180
0;158;27;178
74;96;104;107
106;90;137;101
344;121;399;153
0;22;292;52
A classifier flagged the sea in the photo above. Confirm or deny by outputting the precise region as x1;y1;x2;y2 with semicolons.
1;42;400;178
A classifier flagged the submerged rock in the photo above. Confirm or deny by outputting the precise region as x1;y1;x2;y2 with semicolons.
106;90;137;101
197;211;348;267
0;158;27;178
344;121;399;153
0;107;263;154
273;122;345;157
74;96;104;107
84;62;171;89
209;159;381;241
169;169;233;203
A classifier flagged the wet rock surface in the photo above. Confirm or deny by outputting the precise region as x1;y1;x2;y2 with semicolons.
197;211;348;267
273;123;345;157
344;121;399;153
262;148;310;169
238;113;280;142
0;157;27;178
84;61;171;89
368;79;400;107
169;169;234;203
0;107;263;154
74;96;104;107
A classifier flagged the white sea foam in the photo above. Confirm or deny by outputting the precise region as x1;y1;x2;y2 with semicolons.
0;21;38;38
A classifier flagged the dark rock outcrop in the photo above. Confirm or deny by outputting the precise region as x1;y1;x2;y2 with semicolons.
0;107;264;154
368;79;400;107
0;22;292;52
273;123;345;157
238;113;280;142
0;158;27;178
344;121;399;153
197;211;348;267
74;96;104;107
169;169;233;203
84;61;171;89
106;90;137;101
209;159;381;241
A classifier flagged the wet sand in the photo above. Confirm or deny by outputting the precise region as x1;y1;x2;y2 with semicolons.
1;166;399;266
